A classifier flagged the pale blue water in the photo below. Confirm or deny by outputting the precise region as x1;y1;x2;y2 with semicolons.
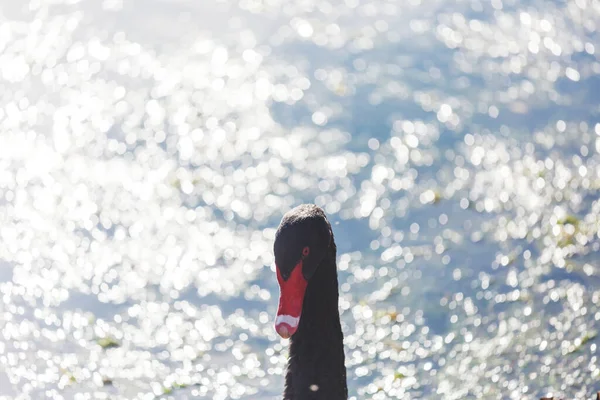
0;0;599;399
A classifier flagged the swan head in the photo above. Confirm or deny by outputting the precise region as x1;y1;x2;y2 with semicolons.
273;204;333;338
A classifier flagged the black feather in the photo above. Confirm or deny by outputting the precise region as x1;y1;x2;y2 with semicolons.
275;205;348;400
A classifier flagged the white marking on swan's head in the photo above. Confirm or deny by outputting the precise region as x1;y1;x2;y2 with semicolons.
275;314;300;328
275;314;300;338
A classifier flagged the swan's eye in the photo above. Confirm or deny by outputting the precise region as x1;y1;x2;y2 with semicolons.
302;246;310;257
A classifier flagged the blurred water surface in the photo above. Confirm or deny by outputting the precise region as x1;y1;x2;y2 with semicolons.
0;0;600;399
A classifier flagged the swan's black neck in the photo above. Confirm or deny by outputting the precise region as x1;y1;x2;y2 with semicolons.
283;242;347;400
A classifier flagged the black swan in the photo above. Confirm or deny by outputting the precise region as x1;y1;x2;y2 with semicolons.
273;204;348;399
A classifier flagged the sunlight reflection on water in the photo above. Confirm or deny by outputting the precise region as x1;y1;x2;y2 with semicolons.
0;0;599;399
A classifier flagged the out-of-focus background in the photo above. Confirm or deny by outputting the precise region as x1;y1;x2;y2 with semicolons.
0;0;599;399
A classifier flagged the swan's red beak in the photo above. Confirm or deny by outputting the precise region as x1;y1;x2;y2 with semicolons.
275;261;308;339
